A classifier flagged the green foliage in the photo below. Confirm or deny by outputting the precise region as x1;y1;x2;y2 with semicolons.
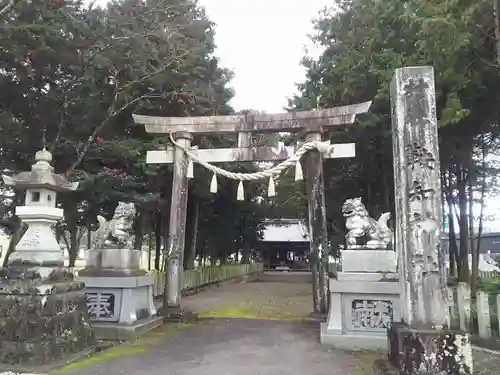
493;255;500;270
448;276;500;295
0;0;265;265
286;0;500;260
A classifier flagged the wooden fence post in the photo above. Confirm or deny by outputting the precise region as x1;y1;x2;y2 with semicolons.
447;287;458;327
497;294;500;333
476;291;492;339
457;282;472;332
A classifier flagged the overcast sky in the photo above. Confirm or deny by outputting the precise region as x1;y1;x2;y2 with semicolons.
197;0;328;113
91;0;328;112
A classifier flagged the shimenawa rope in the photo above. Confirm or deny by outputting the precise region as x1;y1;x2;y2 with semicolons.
168;132;333;200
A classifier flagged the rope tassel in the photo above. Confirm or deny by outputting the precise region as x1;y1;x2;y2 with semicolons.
237;181;244;201
267;176;276;197
294;160;303;181
187;159;194;179
210;173;218;193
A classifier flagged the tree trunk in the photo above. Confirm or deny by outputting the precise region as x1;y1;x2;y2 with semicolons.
448;211;458;277
2;222;28;267
456;164;470;282
444;171;458;276
494;0;500;67
148;231;153;270
154;208;162;270
468;177;477;295
219;248;228;264
241;243;250;264
199;240;205;267
69;227;78;267
133;208;145;250
87;223;92;249
476;183;486;269
472;142;488;293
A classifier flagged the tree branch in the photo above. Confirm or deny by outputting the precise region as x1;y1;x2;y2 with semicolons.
118;51;189;92
0;0;21;20
49;109;65;153
67;93;162;174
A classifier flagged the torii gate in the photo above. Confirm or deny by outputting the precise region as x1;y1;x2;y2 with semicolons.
133;101;371;315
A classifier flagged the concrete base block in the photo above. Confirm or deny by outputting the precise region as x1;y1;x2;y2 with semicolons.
321;276;401;351
90;316;163;340
388;322;473;375
337;272;399;282
320;323;389;350
341;250;397;273
329;277;400;294
75;275;156;324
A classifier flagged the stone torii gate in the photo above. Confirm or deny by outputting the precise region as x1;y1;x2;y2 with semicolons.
133;102;371;314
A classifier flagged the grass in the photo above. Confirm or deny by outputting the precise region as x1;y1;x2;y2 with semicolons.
345;349;384;375
198;304;299;320
195;290;312;321
185;281;314;322
47;322;193;374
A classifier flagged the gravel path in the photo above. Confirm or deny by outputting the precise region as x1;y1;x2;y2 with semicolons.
473;348;500;375
52;319;373;375
181;279;500;374
38;278;500;375
48;279;378;375
182;278;314;320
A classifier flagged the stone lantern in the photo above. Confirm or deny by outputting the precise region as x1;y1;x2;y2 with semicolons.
2;148;78;266
0;148;94;367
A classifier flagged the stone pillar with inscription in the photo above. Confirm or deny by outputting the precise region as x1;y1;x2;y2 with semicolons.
76;202;162;340
320;197;401;350
388;66;473;374
0;149;94;367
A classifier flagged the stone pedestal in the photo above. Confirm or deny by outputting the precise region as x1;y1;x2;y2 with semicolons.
388;322;473;374
0;266;94;365
320;249;401;350
341;250;397;273
0;148;94;367
76;248;162;340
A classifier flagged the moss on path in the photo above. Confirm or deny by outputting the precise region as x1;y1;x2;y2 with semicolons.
48;323;194;374
182;280;313;320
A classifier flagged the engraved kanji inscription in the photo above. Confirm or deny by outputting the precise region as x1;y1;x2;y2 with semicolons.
406;142;435;169
409;180;434;201
351;299;394;329
403;78;431;128
85;292;115;319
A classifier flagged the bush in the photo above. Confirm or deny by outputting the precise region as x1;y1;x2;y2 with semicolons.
447;277;459;288
447;276;500;295
478;277;500;294
493;254;500;270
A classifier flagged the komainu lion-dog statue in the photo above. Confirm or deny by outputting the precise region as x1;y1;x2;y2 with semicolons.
93;201;136;249
342;197;393;249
